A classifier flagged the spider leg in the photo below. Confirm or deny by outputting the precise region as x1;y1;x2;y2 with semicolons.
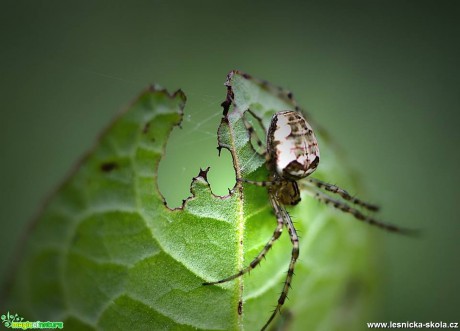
243;111;267;157
261;200;299;331
246;108;267;133
302;178;380;211
304;188;416;235
237;178;281;187
202;194;284;286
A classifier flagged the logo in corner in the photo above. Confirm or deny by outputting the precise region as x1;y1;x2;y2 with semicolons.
1;311;24;328
1;311;64;329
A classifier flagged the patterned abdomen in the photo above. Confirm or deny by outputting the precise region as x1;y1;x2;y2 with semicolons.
267;110;320;180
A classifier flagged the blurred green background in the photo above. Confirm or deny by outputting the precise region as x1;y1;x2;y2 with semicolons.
1;0;459;326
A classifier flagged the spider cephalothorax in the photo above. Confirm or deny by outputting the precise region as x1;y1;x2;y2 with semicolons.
204;109;410;331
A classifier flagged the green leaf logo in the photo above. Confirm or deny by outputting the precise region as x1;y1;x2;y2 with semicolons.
1;311;24;328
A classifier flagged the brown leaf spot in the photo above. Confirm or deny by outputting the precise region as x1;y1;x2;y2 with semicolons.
142;122;150;134
100;161;118;172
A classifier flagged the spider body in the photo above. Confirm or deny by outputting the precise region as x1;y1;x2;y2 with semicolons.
204;109;410;331
266;110;319;206
267;110;319;181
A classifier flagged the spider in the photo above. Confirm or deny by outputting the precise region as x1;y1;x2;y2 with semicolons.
204;109;410;331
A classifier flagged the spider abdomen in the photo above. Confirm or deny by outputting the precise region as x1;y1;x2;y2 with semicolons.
267;110;320;180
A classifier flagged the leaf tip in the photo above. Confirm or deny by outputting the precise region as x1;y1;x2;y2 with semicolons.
100;161;119;173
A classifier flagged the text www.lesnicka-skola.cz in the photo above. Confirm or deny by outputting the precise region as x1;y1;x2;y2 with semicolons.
367;321;459;329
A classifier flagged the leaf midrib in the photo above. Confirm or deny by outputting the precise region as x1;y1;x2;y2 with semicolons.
225;111;246;331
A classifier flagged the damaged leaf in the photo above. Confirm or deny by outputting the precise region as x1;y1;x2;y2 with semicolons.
3;72;378;331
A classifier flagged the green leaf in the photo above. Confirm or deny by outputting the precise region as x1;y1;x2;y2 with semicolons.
4;73;378;331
